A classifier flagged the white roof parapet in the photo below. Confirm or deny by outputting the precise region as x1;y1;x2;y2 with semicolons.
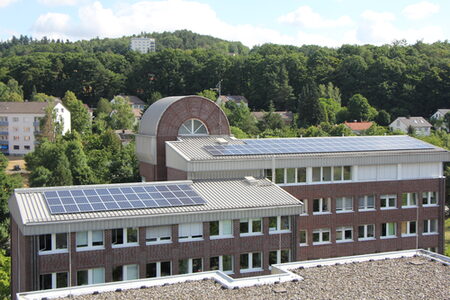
16;249;448;300
10;178;303;235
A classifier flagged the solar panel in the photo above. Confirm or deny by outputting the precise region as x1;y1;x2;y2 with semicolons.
203;136;435;156
43;183;206;215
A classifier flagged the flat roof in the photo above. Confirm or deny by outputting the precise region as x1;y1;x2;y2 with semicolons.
10;178;303;235
20;250;449;300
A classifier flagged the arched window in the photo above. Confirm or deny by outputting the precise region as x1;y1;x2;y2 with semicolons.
178;119;208;136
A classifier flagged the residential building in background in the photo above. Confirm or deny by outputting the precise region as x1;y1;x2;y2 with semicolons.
130;37;156;54
343;121;373;135
430;109;450;132
0;101;70;155
111;95;147;121
389;117;432;136
251;111;293;126
216;95;248;106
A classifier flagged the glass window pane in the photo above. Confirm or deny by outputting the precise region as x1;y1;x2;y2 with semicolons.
76;232;88;247
146;263;157;278
367;196;374;208
336;230;343;240
312;167;321;182
322;199;329;212
210;257;219;271
39;234;51;251
127;228;138;243
179;259;189;274
112;266;123;281
322;231;330;242
92;268;104;284
264;169;272;181
269;251;277;265
269;217;277;231
275;168;284;184
240;221;249;234
77;270;88;286
281;216;290;230
336;198;343;211
299;230;307;244
252;219;261;233
286;168;295;183
240;253;249;269
40;274;52;290
313;232;320;242
367;225;374;237
222;255;233;272
210;221;219;236
410;193;417;206
92;231;103;246
112;229;123;244
358;226;365;238
333;166;342;181
402;193;408;206
281;250;289;263
297;168;306;183
161;261;171;276
126;265;138;280
56;272;68;288
252;252;262;268
322;167;331;181
313;199;320;212
430;192;437;204
192;258;202;273
55;233;67;249
222;220;232;236
343;166;351;180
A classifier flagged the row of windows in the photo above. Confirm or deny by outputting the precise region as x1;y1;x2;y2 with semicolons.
12;135;31;141
40;250;290;290
11;145;31;150
11;127;32;132
38;217;292;253
3;116;42;122
305;192;438;215
265;166;352;184
299;219;438;245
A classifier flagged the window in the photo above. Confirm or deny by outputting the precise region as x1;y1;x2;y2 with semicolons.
146;261;171;277
358;224;375;240
336;197;353;212
178;119;208;135
358;195;375;211
269;249;290;265
178;258;203;274
13;145;19;150
268;216;290;233
240;252;262;272
24;127;30;132
402;193;417;207
12;127;18;132
12;117;19;122
275;168;284;184
24;136;30;141
112;228;138;247
38;233;67;254
300;199;308;215
336;227;353;242
24;145;30;150
264;169;272;182
381;222;396;238
297;168;307;183
273;167;307;184
210;255;233;273
286;168;295;183
179;223;203;241
313;198;330;214
40;272;68;290
423;219;438;234
13;136;19;141
76;268;105;285
401;221;417;236
313;166;351;182
299;230;308;246
76;230;104;250
312;228;330;244
112;264;138;281
380;195;396;209
146;226;171;244
239;218;262;235
422;192;438;206
209;220;233;238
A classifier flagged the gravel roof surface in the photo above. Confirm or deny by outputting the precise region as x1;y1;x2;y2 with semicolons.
63;257;449;300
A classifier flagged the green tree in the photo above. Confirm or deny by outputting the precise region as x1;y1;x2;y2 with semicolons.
375;110;391;126
196;89;217;101
230;126;248;138
65;138;95;185
31;92;54;102
298;82;326;127
224;101;258;135
347;94;377;121
318;82;341;104
95;98;112;116
257;102;285;131
0;249;10;300
109;96;135;130
63;91;92;134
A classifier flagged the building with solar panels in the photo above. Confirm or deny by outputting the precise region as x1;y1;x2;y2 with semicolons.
9;95;450;298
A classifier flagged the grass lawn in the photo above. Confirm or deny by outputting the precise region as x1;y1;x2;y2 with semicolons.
445;217;450;256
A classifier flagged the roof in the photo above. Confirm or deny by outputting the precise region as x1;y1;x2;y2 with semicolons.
436;109;450;116
19;250;450;300
10;178;303;235
343;121;373;131
217;95;248;104
0;101;51;114
391;117;432;128
115;95;146;105
251;111;293;123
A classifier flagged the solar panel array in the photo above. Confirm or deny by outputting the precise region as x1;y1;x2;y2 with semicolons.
43;184;206;215
203;136;435;156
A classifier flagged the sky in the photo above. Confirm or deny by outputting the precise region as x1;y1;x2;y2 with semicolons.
0;0;448;47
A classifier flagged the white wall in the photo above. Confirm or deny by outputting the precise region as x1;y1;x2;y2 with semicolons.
5;113;42;155
358;163;441;181
53;103;71;135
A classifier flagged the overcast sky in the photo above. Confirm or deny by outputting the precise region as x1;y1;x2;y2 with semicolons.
0;0;448;47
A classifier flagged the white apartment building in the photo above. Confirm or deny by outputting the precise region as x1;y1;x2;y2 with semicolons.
130;37;156;54
0;101;70;155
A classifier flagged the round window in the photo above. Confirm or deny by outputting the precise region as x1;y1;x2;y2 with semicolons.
178;119;208;136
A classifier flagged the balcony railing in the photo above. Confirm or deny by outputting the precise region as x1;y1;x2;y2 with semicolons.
0;131;8;135
0;121;8;126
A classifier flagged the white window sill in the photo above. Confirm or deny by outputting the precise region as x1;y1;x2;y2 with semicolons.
358;237;375;241
336;210;353;214
358;208;375;212
38;249;68;255
76;246;105;252
269;230;291;235
423;232;438;236
336;239;353;243
112;243;139;249
178;238;204;243
380;207;397;210
312;241;331;246
312;212;331;215
210;235;233;240
299;243;308;247
401;234;417;237
423;204;439;207
402;206;417;209
240;232;263;237
300;214;309;217
240;268;263;274
380;236;396;239
146;240;172;246
224;271;234;275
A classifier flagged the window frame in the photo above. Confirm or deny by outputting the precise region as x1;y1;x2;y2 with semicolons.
210;255;234;274
422;192;438;206
111;228;139;248
402;192;418;208
269;249;290;265
178;258;203;274
358;195;375;211
146;261;172;278
76;230;104;251
401;221;417;237
239;252;263;273
239;218;262;236
335;197;353;213
268;216;290;234
380;194;397;210
312;228;331;245
381;222;397;238
178;119;208;136
178;223;204;242
209;220;233;239
336;226;353;243
112;264;139;282
38;233;68;255
423;219;438;235
39;272;68;290
358;224;375;241
76;268;105;286
299;230;308;246
312;198;330;214
145;226;172;245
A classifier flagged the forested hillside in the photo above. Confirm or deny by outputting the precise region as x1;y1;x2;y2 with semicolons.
0;32;449;119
